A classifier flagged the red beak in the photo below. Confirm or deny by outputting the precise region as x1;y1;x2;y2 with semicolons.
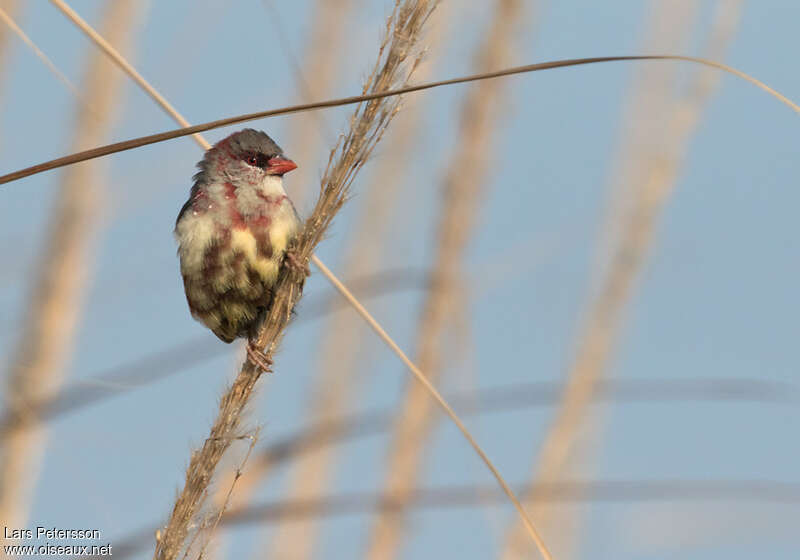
266;155;297;176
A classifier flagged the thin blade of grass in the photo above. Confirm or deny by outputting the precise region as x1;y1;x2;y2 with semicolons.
312;257;552;559
0;4;81;99
261;0;343;210
115;1;546;557
2;54;798;186
264;7;452;559
49;0;209;149
0;0;140;535
84;478;800;560
366;1;524;557
501;2;745;558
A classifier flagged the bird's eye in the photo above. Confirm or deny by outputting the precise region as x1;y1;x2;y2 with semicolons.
244;152;268;168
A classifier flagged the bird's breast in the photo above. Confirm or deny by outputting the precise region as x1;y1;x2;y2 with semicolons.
231;200;299;285
176;188;299;288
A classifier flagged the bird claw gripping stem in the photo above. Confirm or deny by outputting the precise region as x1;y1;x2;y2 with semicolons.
246;341;273;373
283;247;310;278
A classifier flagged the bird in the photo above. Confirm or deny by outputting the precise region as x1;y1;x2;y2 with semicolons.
174;128;301;371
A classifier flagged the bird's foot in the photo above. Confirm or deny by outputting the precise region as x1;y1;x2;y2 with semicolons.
246;341;273;373
284;247;310;278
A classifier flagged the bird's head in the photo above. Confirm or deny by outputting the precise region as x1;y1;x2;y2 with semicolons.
195;128;297;189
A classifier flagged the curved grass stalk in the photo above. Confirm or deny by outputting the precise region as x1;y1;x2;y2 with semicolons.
367;1;524;557
47;1;551;558
1;53;798;186
0;0;140;538
502;2;746;557
266;6;452;560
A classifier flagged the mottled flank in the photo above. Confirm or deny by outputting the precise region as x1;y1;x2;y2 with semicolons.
175;129;300;342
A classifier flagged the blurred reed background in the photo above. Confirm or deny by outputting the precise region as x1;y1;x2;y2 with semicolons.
1;1;799;559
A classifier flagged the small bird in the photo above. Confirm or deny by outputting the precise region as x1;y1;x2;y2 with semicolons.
175;129;301;370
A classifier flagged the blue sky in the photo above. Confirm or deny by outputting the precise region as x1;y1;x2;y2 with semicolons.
1;1;798;559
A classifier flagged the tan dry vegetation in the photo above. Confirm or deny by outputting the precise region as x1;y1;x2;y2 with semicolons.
209;0;362;541
3;49;794;560
3;2;798;558
0;0;18;97
209;2;362;557
0;4;84;103
46;2;549;557
265;7;454;560
501;1;744;558
366;1;523;558
152;2;443;558
280;0;352;211
222;477;800;525
0;0;139;536
3;54;794;186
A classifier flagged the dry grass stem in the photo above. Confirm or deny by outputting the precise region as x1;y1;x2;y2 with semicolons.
238;376;796;484
315;248;552;559
0;4;82;101
149;2;460;558
224;478;800;523
211;1;361;550
0;4;791;560
265;8;452;560
51;0;469;463
47;7;450;556
0;0;18;91
590;0;697;289
0;269;429;438
278;0;352;210
16;5;770;559
501;2;744;558
367;1;522;558
51;0;443;556
2;54;799;186
3;227;575;433
193;430;260;560
49;0;208;149
0;0;139;536
513;2;701;554
92;476;800;560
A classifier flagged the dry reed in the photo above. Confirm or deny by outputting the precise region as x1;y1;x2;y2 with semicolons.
207;1;357;552
152;2;442;558
501;1;744;558
4;4;788;556
0;268;429;437
48;0;424;554
277;0;352;210
86;476;800;560
511;2;701;553
367;1;521;558
48;0;207;150
237;375;797;484
0;0;18;91
3;54;799;186
0;4;82;101
0;4;792;560
39;7;776;556
44;6;547;556
0;0;139;537
207;0;357;535
226;478;800;523
13;219;564;437
193;429;260;560
264;7;452;559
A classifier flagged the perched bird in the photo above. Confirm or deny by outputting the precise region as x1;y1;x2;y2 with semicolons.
175;129;301;370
